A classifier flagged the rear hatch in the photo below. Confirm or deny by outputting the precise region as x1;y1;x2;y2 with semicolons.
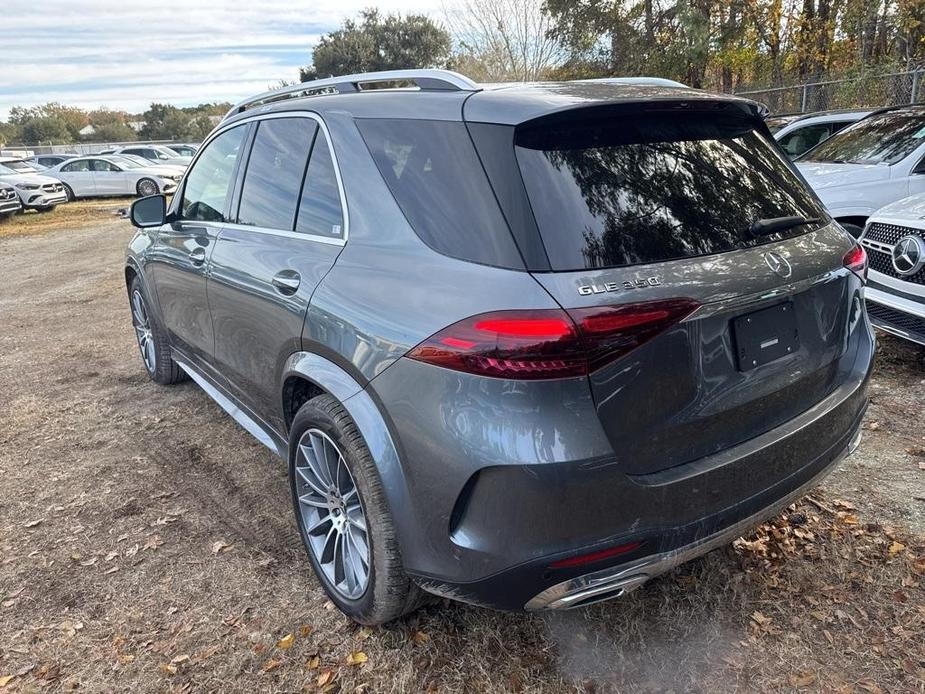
484;104;860;475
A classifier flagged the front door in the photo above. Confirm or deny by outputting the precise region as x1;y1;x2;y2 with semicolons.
147;124;248;364
207;115;346;432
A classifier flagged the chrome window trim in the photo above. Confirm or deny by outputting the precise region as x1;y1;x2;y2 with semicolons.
178;111;348;247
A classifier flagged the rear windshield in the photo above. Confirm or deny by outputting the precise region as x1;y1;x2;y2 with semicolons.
799;109;925;165
515;115;827;270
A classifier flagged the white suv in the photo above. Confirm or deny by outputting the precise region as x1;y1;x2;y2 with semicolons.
774;110;871;158
860;195;925;345
796;105;925;237
0;159;68;211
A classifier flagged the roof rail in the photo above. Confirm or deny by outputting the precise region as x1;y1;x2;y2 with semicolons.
225;69;480;119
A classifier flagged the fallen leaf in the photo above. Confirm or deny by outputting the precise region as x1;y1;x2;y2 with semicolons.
411;630;429;645
317;670;335;686
888;541;906;555
158;663;178;675
750;611;771;626
299;624;313;637
211;540;232;555
357;626;373;641
346;651;368;665
276;633;295;650
0;676;14;687
789;671;816;688
306;655;320;669
170;654;190;665
261;658;282;673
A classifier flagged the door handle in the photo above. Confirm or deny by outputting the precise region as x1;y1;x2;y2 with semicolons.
272;270;301;294
188;247;207;266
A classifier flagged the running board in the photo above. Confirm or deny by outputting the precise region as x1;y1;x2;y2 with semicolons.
176;360;286;458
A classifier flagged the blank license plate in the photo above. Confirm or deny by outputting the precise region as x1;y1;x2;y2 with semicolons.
733;302;799;371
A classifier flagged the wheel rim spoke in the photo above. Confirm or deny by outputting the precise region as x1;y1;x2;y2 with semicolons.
295;428;370;600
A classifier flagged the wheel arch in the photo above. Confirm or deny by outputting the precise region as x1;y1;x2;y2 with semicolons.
281;351;414;555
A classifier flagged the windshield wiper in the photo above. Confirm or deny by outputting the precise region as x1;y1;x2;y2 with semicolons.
750;215;821;237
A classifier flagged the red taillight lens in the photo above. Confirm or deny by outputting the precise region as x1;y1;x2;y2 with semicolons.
548;541;644;569
407;298;699;380
843;244;867;282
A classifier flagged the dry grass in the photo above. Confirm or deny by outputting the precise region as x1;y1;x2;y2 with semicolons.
0;198;134;239
0;221;924;693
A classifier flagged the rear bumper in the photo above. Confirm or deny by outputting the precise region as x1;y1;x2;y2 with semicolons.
527;424;863;610
371;309;874;610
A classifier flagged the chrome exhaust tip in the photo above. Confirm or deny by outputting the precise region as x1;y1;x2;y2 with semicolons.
526;572;650;611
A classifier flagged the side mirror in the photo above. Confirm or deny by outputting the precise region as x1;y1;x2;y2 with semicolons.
130;194;167;228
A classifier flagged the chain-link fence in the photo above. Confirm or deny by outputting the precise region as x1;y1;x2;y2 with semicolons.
734;69;924;114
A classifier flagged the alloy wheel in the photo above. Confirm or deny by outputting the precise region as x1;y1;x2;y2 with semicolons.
131;289;156;373
295;428;370;599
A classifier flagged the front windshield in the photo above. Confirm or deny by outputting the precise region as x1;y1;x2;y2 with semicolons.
111;155;144;169
153;146;180;159
2;160;39;172
800;109;925;165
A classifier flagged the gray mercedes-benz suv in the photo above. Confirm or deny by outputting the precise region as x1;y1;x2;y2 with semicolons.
125;70;874;624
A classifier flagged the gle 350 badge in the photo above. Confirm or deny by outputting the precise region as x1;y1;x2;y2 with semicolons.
578;277;661;296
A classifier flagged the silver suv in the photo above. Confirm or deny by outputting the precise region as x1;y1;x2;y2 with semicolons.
125;70;874;624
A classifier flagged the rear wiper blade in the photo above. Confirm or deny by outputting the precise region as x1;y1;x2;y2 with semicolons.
750;215;821;237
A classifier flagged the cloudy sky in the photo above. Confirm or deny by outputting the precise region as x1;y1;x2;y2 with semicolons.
1;0;442;119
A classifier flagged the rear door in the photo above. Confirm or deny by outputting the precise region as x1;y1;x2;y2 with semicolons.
501;110;858;475
88;158;124;195
147;124;248;365
59;159;96;197
207;114;345;433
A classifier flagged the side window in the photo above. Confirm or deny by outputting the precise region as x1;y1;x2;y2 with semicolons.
90;159;115;172
295;129;344;238
237;118;316;230
180;126;246;223
63;160;90;172
779;124;832;157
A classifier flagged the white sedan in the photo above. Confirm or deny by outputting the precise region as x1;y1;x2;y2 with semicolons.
48;156;182;199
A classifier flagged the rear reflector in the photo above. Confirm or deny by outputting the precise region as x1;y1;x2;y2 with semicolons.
407;298;699;380
549;541;644;569
843;244;867;281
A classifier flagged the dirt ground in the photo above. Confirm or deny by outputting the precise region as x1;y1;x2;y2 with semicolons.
1;208;924;693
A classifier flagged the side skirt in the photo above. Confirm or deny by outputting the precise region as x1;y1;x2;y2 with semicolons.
174;356;288;459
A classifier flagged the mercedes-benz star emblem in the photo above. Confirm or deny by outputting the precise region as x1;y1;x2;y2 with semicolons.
764;251;792;279
891;234;925;276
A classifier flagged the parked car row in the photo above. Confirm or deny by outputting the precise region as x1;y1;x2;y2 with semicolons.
0;143;199;221
776;105;925;346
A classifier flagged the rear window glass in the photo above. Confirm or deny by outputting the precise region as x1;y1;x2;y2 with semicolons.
357;119;523;268
516;116;827;270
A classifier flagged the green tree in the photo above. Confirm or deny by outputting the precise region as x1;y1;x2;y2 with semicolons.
300;9;452;80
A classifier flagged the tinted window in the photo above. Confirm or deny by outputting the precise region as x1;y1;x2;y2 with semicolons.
295;130;343;238
357;119;523;268
778;123;831;157
62;160;90;172
90;159;118;172
516;115;827;270
238;118;316;230
180;126;246;223
800;109;925;165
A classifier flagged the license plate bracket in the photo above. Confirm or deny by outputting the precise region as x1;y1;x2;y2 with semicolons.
733;302;799;372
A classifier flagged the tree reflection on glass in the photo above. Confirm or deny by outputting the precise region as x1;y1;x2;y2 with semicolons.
516;117;826;271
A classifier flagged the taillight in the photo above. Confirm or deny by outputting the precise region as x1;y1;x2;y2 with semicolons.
843;244;867;282
407;298;699;380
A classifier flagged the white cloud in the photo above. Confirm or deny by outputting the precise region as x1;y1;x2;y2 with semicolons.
1;0;445;119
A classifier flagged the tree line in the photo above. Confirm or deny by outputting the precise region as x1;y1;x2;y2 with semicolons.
5;1;924;146
0;102;230;148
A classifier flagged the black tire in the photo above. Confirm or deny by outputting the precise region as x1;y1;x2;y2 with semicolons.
62;183;75;202
136;178;159;197
289;394;424;624
128;276;185;385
